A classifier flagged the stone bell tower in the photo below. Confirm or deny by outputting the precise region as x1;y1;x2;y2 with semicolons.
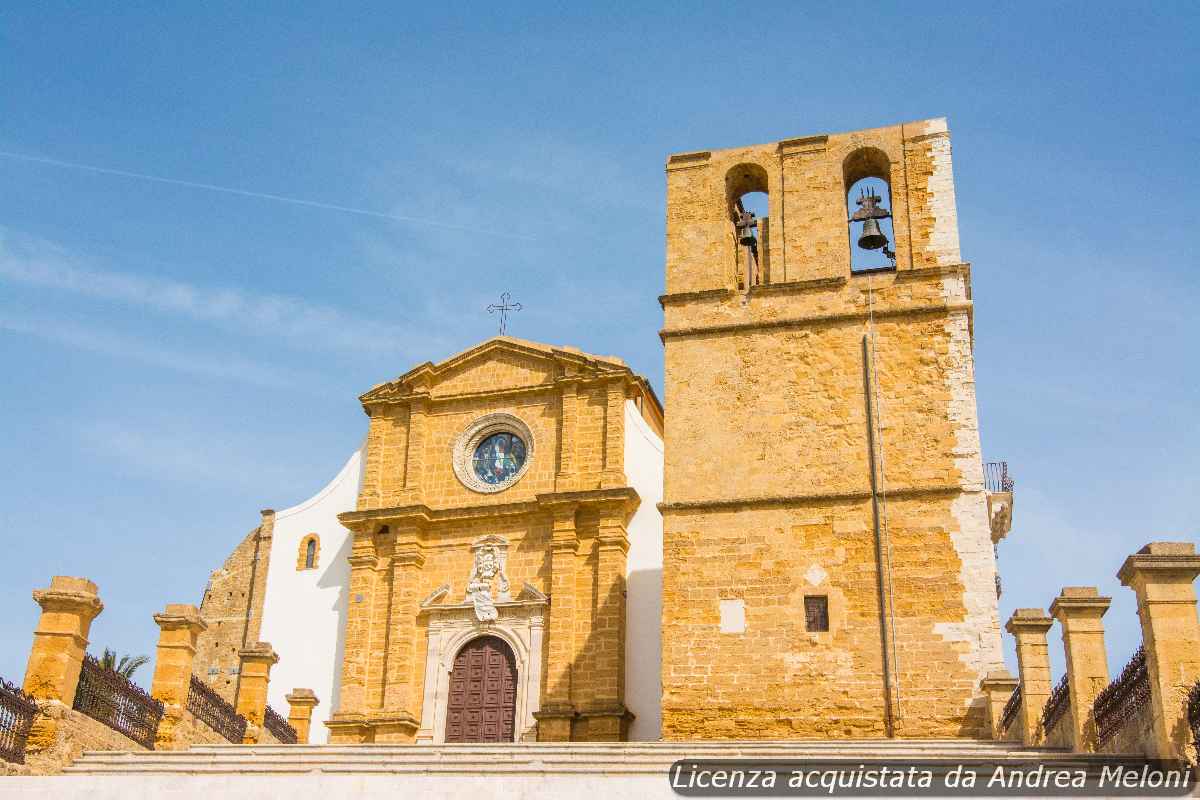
659;118;1004;739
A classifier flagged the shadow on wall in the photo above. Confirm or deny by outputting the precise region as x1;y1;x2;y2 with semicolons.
317;533;352;742
626;567;663;740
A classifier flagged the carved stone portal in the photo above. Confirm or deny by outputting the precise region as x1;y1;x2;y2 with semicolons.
417;575;548;744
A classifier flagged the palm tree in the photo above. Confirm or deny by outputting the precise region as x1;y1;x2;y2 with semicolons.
98;648;150;680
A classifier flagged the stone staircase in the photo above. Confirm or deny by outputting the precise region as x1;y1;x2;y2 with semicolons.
63;739;1088;776
0;740;1148;800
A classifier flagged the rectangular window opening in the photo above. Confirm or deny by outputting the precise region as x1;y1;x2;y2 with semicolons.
804;595;829;632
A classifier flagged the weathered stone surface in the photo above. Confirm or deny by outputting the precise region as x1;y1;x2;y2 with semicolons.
660;120;1002;739
192;512;274;705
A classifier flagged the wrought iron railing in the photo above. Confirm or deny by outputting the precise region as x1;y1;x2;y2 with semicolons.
72;654;163;750
1187;679;1200;764
985;461;1014;493
0;677;39;764
1000;682;1022;734
1094;645;1151;748
262;704;297;744
186;674;247;744
1042;673;1071;735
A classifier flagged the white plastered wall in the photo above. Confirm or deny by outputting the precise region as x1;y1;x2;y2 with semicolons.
259;445;363;743
623;400;664;741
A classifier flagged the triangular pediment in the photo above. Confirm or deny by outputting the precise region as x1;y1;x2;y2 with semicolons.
360;336;631;405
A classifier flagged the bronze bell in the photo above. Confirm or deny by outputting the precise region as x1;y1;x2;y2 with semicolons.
735;208;758;246
850;187;892;252
857;217;888;251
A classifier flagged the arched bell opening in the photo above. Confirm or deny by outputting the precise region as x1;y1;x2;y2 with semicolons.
724;163;771;288
843;147;896;273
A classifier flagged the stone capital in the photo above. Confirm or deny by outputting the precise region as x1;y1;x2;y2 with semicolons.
1118;542;1200;588
285;688;320;709
1050;587;1110;630
980;668;1019;693
238;642;280;667
153;603;208;634
1005;608;1053;637
32;576;103;622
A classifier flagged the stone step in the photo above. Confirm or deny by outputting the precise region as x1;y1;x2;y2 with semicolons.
62;740;1128;776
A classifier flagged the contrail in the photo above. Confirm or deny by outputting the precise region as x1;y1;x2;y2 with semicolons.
0;149;533;241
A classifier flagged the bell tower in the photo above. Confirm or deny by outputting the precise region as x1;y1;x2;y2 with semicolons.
659;118;1004;739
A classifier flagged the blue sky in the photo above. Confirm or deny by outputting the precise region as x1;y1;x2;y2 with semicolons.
1;3;1196;693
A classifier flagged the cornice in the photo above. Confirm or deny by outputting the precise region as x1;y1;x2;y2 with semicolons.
658;263;972;309
339;487;641;531
659;483;965;514
359;338;636;409
660;300;972;342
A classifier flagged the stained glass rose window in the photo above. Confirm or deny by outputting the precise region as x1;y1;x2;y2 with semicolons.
472;432;527;486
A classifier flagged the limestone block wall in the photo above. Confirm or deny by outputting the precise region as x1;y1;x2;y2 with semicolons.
664;118;960;294
193;516;273;704
660;119;1002;740
16;702;146;776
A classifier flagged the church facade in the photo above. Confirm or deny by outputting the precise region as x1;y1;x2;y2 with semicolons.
192;117;1011;744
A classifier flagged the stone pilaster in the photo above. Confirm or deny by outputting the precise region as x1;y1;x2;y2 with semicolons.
150;603;208;749
980;669;1019;741
1005;608;1054;746
376;527;424;743
285;689;320;744
22;576;103;703
556;380;579;491
1049;587;1111;752
601;379;626;489
403;395;429;495
235;642;279;744
582;505;632;741
1117;542;1200;761
327;528;378;743
537;502;579;741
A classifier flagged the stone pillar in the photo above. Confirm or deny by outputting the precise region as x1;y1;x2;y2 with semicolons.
235;642;279;743
980;669;1020;741
1005;608;1054;746
1049;587;1111;753
376;528;424;743
285;689;320;744
601;378;626;489
150;604;208;749
22;576;103;703
581;506;632;741
556;380;578;490
537;502;579;741
327;527;378;743
404;395;428;493
1117;542;1200;761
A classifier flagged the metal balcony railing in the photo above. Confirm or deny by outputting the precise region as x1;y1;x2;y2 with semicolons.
985;461;1014;493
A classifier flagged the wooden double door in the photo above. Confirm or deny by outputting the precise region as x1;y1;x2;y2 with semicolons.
444;635;517;743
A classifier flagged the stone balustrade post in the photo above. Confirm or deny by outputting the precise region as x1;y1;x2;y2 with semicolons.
1049;587;1111;752
1005;608;1054;746
234;642;279;744
980;669;1020;740
150;604;208;749
286;689;320;744
22;577;103;704
1118;542;1200;761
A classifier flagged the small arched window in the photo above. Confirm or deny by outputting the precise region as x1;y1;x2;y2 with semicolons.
844;147;896;273
297;534;320;571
